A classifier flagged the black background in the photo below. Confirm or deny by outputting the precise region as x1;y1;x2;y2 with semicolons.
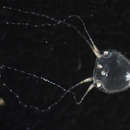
0;0;130;130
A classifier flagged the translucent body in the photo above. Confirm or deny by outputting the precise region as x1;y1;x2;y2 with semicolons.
93;50;130;93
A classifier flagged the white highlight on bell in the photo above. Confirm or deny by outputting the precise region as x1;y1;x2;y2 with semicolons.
101;70;108;77
125;72;130;82
103;51;109;56
96;81;102;88
101;70;106;76
97;64;103;69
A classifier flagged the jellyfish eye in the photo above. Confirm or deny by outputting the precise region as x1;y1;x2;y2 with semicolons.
96;80;102;88
103;50;112;58
101;70;108;77
96;63;108;78
96;64;103;69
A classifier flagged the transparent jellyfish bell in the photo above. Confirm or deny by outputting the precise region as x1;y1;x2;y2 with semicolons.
93;50;130;93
